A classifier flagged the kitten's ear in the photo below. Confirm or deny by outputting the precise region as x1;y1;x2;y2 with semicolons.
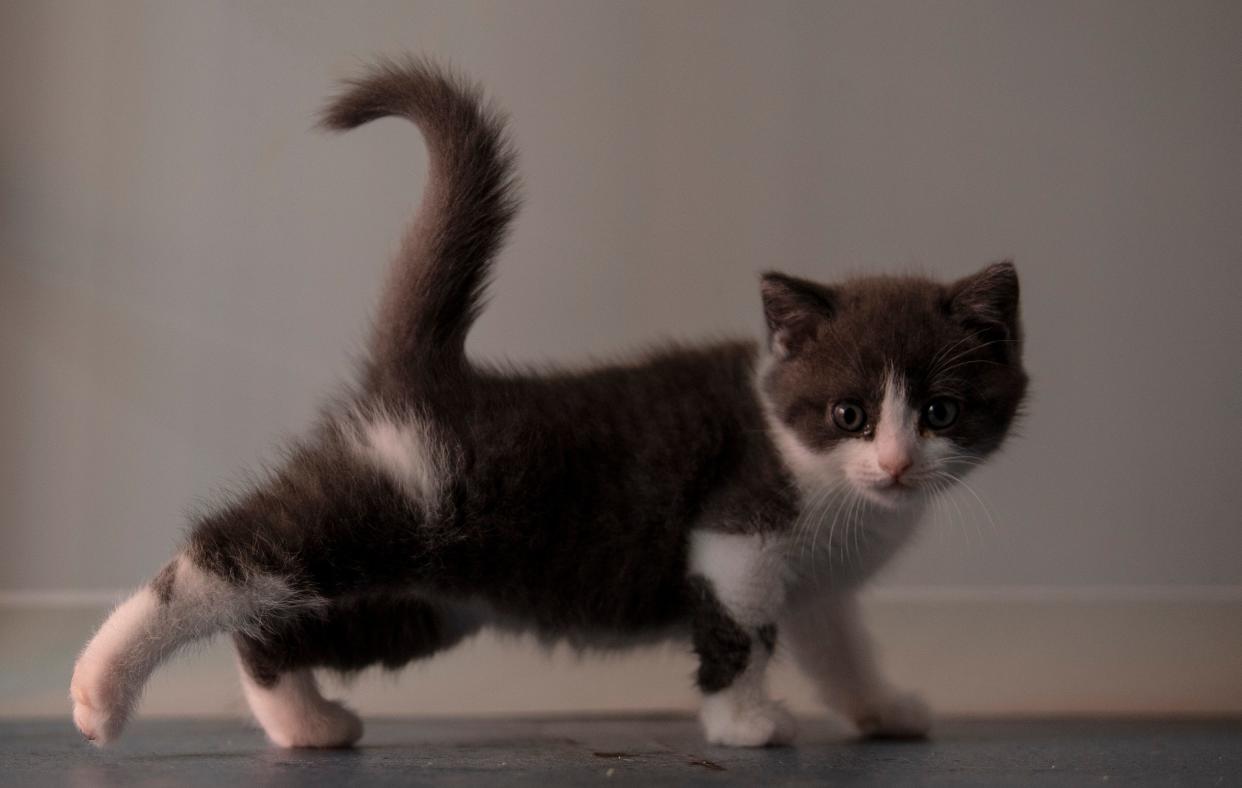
760;272;836;358
948;261;1022;347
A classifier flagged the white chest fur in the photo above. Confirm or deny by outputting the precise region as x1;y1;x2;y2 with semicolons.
783;495;924;597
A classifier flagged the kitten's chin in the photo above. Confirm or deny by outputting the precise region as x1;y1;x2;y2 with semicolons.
855;480;922;510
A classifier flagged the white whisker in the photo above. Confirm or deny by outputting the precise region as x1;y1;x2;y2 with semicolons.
940;470;1000;538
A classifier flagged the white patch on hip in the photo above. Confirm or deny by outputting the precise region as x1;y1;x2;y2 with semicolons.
346;410;451;511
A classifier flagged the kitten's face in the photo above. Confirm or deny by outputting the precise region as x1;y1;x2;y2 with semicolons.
758;263;1028;509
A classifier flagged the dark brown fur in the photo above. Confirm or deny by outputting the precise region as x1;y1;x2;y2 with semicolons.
148;58;1026;704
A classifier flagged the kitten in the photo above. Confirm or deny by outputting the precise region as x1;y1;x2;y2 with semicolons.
70;57;1027;749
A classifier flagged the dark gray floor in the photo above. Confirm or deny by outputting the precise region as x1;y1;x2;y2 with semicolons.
2;716;1239;787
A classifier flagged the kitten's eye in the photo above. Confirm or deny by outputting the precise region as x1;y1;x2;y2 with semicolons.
831;400;867;433
924;398;960;430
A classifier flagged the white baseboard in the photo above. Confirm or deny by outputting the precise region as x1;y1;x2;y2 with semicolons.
3;587;1240;718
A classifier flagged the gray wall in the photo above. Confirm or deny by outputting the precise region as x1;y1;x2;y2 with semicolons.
3;0;1240;593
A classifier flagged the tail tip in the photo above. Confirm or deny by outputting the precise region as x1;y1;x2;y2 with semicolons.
316;54;481;133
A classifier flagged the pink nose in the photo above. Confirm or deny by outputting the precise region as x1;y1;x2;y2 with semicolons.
879;455;913;480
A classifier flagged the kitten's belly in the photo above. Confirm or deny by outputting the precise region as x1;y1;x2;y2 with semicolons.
435;593;691;651
414;504;923;647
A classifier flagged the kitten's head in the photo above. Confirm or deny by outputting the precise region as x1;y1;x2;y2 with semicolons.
758;262;1028;509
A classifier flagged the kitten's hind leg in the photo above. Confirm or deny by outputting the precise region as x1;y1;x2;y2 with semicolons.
234;593;480;748
238;668;362;749
70;554;316;745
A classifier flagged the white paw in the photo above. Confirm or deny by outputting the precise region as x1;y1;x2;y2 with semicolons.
700;695;797;748
241;669;364;749
263;699;364;749
855;691;932;739
70;590;160;746
70;651;133;746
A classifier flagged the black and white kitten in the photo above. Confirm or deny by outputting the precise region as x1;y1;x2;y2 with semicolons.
71;58;1027;749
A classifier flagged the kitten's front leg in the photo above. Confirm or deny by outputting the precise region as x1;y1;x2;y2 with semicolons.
782;592;930;739
688;531;795;747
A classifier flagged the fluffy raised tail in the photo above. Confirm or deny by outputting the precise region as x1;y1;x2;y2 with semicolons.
320;56;520;384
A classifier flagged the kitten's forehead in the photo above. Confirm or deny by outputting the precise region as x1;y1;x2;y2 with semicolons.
809;277;958;394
